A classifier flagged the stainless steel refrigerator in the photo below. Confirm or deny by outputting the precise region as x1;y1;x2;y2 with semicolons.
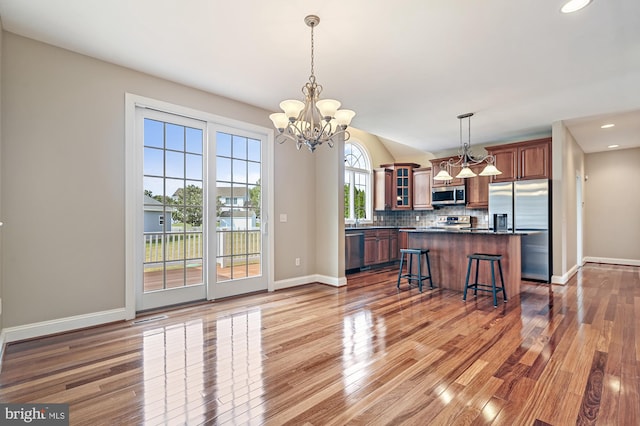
488;179;550;282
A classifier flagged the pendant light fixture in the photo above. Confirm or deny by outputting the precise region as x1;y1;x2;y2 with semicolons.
433;113;502;181
269;15;355;152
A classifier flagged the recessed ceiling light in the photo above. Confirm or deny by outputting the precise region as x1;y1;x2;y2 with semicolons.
607;144;619;149
561;0;592;13
600;123;615;129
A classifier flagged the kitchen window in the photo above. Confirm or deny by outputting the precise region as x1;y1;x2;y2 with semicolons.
344;141;371;224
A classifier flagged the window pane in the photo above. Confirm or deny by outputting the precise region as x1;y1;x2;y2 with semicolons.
186;154;202;180
232;135;247;160
144;147;163;176
186;128;202;154
217;132;232;157
144;176;164;199
247;139;261;162
247;162;260;186
144;119;164;148
233;159;247;184
166;123;184;151
217;157;232;183
165;150;184;178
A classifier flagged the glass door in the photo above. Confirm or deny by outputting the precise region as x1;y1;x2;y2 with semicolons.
211;128;267;298
137;109;207;311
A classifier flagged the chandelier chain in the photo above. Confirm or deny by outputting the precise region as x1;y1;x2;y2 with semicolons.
310;22;315;79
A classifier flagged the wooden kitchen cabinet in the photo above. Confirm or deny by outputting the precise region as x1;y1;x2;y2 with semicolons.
373;168;393;211
389;230;399;262
412;167;433;210
465;163;490;208
430;156;464;187
364;231;378;266
363;228;397;266
380;163;420;210
486;138;551;182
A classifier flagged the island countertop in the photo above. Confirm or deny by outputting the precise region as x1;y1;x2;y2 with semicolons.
399;228;523;297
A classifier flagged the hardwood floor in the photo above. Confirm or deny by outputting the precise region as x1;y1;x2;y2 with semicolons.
1;263;638;425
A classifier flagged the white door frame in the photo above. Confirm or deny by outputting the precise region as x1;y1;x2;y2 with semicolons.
125;93;274;319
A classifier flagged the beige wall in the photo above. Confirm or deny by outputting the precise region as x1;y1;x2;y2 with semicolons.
551;121;585;283
0;22;3;333
584;148;640;263
347;128;395;168
0;32;330;329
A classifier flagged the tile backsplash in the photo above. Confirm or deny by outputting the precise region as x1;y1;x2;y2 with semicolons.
371;206;489;228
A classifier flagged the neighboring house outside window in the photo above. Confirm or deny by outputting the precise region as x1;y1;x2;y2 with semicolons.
344;141;372;224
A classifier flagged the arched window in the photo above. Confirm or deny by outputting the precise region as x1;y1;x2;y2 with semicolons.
344;141;372;223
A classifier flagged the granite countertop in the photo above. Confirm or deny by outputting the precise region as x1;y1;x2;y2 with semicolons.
345;226;412;232
401;227;538;235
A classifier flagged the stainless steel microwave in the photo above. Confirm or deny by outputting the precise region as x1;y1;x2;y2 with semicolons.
432;185;466;206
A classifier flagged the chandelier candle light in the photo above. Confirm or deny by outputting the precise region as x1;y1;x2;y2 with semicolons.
270;15;356;152
433;113;502;181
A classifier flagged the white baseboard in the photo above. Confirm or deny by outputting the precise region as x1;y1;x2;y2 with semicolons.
1;308;127;344
0;331;6;372
274;274;347;290
551;264;579;285
583;257;640;267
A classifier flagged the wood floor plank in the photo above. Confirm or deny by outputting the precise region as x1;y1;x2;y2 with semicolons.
0;263;638;425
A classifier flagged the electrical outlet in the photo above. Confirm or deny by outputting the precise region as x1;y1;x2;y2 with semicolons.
380;216;384;222
295;258;301;266
416;216;420;222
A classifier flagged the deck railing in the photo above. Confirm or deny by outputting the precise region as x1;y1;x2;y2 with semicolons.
144;230;261;267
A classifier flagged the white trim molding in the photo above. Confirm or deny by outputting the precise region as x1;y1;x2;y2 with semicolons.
0;331;6;372
274;274;347;291
551;264;579;285
583;257;640;267
1;308;127;344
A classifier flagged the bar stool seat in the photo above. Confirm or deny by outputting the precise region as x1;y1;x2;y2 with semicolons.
397;248;434;292
463;253;507;307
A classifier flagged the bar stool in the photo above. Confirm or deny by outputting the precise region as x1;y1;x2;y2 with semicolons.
397;248;434;292
463;253;507;307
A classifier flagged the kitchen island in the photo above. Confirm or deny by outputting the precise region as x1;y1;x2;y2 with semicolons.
400;228;524;297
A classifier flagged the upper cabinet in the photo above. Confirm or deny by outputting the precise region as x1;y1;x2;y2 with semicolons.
465;163;490;209
412;167;433;210
373;168;393;211
485;138;552;182
429;156;464;187
377;163;420;210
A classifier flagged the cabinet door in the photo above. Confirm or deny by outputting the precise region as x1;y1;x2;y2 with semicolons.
466;163;490;208
413;168;433;210
389;230;399;261
519;143;550;180
393;166;413;210
374;168;392;211
364;233;378;266
376;229;391;263
489;148;517;182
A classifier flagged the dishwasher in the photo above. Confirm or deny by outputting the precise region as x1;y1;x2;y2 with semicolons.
345;232;364;272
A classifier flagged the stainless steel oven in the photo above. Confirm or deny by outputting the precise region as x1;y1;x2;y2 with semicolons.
431;185;466;206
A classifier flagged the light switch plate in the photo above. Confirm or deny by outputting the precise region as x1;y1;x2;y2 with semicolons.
279;214;287;222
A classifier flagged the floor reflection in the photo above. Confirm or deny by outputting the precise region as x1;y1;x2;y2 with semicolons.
141;310;264;424
214;310;265;424
142;320;205;424
342;309;384;389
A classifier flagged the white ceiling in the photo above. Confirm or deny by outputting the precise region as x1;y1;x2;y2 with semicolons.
0;0;638;156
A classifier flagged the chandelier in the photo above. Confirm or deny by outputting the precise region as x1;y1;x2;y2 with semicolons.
269;15;356;152
433;113;502;180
